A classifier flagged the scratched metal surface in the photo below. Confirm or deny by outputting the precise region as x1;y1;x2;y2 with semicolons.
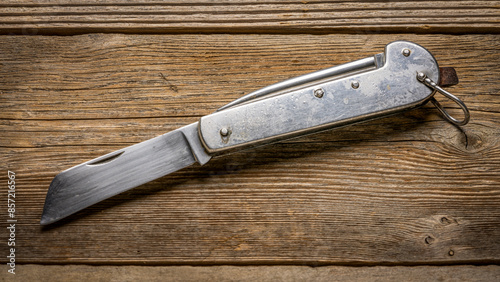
200;41;440;152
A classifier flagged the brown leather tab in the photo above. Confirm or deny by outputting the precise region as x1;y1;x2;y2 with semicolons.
439;67;459;87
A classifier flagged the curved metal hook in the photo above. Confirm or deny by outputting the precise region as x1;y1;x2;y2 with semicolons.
417;72;470;126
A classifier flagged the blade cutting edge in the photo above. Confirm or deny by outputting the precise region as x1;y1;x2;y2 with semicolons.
40;122;211;225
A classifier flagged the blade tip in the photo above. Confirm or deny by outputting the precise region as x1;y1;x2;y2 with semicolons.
40;215;52;226
40;204;60;225
40;174;65;225
40;209;61;225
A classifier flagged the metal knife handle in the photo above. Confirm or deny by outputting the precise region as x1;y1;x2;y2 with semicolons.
199;41;440;153
217;55;381;111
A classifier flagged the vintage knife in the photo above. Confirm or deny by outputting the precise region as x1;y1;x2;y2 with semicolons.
41;41;470;225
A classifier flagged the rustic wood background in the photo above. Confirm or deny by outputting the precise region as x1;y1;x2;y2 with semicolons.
1;0;499;279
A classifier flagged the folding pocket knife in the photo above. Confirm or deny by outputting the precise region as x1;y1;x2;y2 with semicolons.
41;41;470;225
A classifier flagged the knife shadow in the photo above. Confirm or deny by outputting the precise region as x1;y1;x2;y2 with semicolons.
41;106;434;230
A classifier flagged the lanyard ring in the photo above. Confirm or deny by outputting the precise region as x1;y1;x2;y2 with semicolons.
417;72;470;126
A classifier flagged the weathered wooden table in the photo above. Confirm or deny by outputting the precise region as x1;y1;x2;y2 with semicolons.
1;1;499;280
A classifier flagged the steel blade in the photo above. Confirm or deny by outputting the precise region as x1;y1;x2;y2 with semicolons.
41;122;211;225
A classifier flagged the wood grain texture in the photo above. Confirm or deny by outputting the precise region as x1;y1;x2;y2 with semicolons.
0;0;499;35
13;265;500;281
0;34;499;265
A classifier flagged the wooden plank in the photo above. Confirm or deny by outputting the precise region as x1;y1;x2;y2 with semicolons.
0;1;499;35
0;34;499;265
11;265;500;281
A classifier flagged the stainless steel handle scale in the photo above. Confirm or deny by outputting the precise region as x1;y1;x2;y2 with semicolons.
40;40;470;225
199;41;439;153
